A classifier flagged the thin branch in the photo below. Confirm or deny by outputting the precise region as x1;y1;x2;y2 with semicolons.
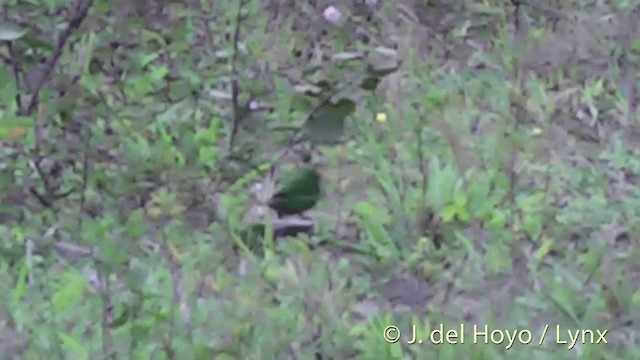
30;104;56;209
97;269;115;360
77;125;92;229
161;231;183;360
7;43;23;109
18;0;94;116
227;0;246;152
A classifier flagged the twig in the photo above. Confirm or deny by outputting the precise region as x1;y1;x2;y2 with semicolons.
97;267;116;360
30;104;57;209
227;0;246;153
505;2;527;232
77;124;92;229
440;254;468;305
28;104;74;209
7;43;23;109
161;231;184;360
18;0;94;116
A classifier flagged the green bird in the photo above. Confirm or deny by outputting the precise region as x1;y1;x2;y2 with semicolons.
267;167;321;217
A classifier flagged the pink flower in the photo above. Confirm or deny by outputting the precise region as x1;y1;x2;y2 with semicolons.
248;100;260;110
323;6;341;23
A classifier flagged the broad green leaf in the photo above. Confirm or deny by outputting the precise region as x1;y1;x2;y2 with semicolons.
424;87;447;108
0;114;34;139
303;98;355;143
631;288;640;308
0;22;52;52
631;38;640;54
547;281;580;324
426;157;459;210
441;204;458;222
149;65;169;82
0;21;26;41
107;306;131;329
360;76;381;91
141;29;166;46
137;53;159;68
290;92;315;112
0;126;28;139
20;33;54;52
314;80;333;93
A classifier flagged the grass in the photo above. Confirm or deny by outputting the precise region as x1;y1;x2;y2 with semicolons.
1;0;640;359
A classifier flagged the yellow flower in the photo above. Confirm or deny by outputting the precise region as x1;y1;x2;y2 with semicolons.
376;112;387;122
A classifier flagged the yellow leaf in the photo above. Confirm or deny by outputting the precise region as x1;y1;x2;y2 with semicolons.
533;235;554;262
146;206;163;218
338;177;351;191
169;204;185;216
530;127;543;136
416;236;429;253
375;112;387;122
422;262;441;279
0;126;27;140
7;126;27;138
232;321;250;334
348;323;367;336
168;242;183;261
208;277;220;291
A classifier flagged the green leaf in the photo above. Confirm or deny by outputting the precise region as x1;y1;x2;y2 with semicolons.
485;241;510;274
58;332;88;358
353;200;389;223
303;98;355;143
51;273;86;310
0;114;34;139
360;76;381;91
424;87;447;108
10;263;27;307
426;157;459;210
149;65;169;82
107;306;131;329
440;204;457;222
0;21;27;41
314;80;333;93
354;201;397;257
19;33;53;52
290;92;316;112
141;29;166;46
547;281;580;324
631;39;640;54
